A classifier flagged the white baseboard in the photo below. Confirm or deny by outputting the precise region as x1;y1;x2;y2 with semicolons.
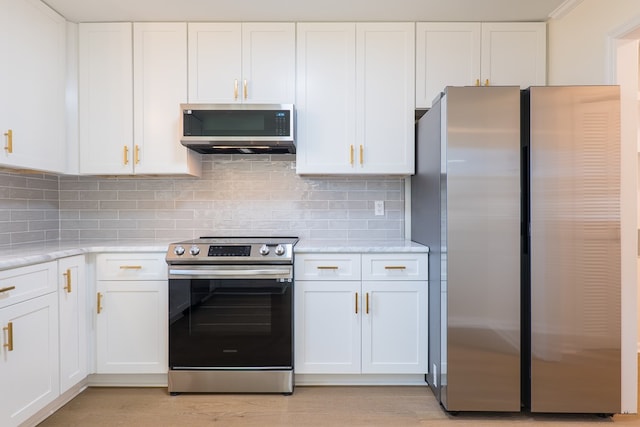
294;374;427;386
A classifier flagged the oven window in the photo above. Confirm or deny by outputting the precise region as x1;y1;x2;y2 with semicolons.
169;278;292;368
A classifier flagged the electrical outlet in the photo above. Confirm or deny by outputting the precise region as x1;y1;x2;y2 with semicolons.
374;200;384;216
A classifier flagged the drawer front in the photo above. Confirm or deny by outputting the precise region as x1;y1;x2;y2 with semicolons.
96;253;167;281
0;262;57;309
295;254;361;281
361;254;428;281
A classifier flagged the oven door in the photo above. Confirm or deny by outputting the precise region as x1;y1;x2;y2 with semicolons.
168;265;293;370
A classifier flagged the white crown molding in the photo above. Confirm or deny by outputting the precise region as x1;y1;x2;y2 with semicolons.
548;0;584;20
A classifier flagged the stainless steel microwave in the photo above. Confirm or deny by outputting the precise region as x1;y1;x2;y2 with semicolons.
179;103;295;154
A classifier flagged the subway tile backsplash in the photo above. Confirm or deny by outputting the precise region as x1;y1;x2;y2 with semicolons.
0;155;405;247
0;170;60;246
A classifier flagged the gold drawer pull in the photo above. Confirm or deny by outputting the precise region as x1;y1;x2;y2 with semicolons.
366;292;370;314
355;292;358;314
3;322;13;351
134;145;140;164
97;292;103;314
316;266;338;270
63;269;72;293
0;285;16;294
384;266;406;270
119;265;143;270
4;129;13;153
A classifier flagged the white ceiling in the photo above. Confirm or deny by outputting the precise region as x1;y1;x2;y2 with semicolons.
42;0;571;23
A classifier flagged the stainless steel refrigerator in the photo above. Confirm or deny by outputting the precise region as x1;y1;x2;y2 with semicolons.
411;85;621;414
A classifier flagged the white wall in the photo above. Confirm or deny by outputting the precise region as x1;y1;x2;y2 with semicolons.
547;0;640;85
548;0;640;413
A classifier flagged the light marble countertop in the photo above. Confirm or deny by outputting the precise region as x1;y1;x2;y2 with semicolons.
0;238;429;271
0;240;172;270
294;239;429;253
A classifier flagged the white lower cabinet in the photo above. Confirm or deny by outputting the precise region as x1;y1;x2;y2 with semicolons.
95;253;167;374
58;255;87;393
0;262;59;427
295;253;428;377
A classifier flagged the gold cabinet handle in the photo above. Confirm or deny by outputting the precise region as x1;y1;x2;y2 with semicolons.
484;79;490;86
0;285;16;294
234;79;239;100
3;322;13;351
243;79;248;100
384;266;406;270
97;292;103;314
134;145;140;164
366;292;370;314
359;145;364;165
63;269;72;293
123;146;129;165
119;265;143;270
350;145;354;165
475;79;480;86
355;292;358;314
316;266;338;270
3;129;12;153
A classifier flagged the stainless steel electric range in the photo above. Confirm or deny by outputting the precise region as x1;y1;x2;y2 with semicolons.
165;236;298;394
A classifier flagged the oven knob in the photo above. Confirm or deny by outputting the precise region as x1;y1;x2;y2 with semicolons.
174;245;185;256
259;244;270;255
275;244;285;256
189;245;200;256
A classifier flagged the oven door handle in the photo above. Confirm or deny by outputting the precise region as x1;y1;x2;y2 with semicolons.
169;267;292;280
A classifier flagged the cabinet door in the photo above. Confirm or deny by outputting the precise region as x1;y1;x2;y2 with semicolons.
78;23;134;175
58;255;87;393
96;280;167;374
0;293;59;426
296;23;356;174
133;23;201;176
188;23;242;103
356;23;415;175
361;281;427;374
295;281;360;374
416;23;481;108
0;0;65;173
481;22;546;87
242;23;296;104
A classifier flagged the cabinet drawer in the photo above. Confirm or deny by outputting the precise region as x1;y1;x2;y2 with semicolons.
361;254;428;281
96;253;167;281
295;254;361;280
0;262;57;309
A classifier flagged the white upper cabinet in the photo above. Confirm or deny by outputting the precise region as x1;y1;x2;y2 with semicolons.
78;22;201;176
480;23;546;88
416;23;481;108
133;22;201;175
78;23;134;174
188;23;295;104
0;0;66;173
356;23;415;175
416;22;546;108
296;22;415;175
295;23;357;174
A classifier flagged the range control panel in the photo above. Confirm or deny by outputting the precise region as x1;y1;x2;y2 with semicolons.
166;241;295;264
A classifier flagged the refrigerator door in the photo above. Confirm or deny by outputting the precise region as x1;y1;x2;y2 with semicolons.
443;86;522;411
528;86;621;413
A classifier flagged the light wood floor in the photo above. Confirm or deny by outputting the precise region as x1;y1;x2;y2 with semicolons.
39;382;640;426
